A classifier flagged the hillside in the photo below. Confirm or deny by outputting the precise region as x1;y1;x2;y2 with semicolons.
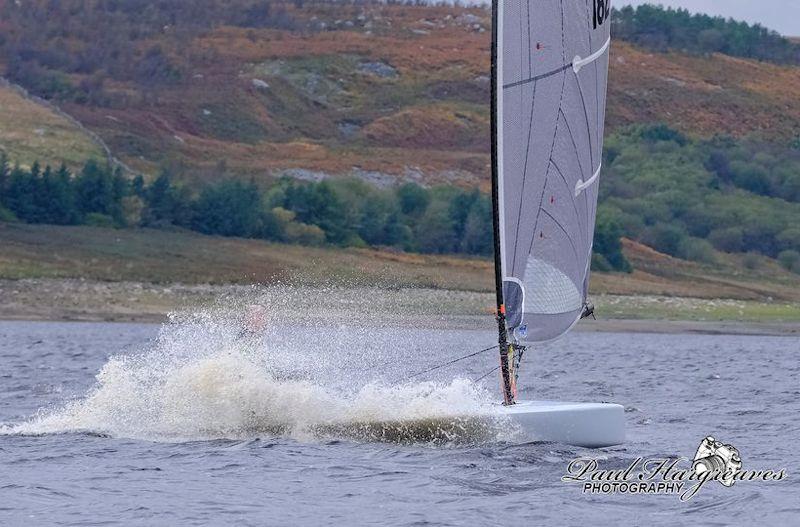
0;1;798;291
0;2;798;182
0;81;105;171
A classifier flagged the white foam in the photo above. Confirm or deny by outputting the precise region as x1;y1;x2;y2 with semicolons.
3;291;510;444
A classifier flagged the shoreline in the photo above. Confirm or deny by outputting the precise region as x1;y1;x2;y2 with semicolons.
1;315;797;338
1;278;798;337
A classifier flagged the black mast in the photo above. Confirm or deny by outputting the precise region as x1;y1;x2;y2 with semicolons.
490;0;515;406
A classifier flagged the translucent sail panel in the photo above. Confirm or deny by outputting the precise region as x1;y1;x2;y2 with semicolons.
497;0;610;343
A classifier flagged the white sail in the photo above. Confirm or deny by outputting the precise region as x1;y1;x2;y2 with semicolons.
496;0;611;344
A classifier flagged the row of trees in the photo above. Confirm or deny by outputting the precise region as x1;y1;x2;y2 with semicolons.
4;121;799;274
0;157;128;226
0;153;631;270
612;5;800;65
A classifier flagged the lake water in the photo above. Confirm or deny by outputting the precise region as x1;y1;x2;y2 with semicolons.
1;299;798;526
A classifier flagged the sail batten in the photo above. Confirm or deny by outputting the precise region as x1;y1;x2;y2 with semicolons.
575;164;602;196
493;0;611;345
573;37;612;72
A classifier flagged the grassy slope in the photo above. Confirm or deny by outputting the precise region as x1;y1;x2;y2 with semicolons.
2;223;797;301
593;239;800;322
1;224;797;323
0;222;493;290
0;83;105;170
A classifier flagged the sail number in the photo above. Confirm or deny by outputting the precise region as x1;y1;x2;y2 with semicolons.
593;0;610;29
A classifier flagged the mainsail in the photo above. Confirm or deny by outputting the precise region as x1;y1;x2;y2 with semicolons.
492;0;611;351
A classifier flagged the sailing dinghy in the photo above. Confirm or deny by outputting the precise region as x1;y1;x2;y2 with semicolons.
486;0;624;447
313;1;623;447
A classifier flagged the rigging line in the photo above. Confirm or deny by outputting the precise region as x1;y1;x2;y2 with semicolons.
474;365;501;383
392;345;499;384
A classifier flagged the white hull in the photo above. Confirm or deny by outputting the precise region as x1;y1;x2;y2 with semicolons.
312;401;624;447
497;400;625;448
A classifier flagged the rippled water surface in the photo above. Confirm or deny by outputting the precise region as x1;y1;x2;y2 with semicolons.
1;312;798;526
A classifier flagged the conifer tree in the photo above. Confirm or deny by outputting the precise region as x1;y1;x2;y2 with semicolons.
5;164;37;221
0;152;9;199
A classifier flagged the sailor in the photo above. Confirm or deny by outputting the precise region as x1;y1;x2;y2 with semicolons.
238;304;269;339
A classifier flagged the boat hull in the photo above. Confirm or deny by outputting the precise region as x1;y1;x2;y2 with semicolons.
309;401;625;447
498;400;625;448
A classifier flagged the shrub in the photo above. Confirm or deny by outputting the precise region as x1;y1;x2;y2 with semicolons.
677;237;717;264
84;212;115;228
709;227;744;253
591;253;612;272
777;229;800;252
414;200;456;254
777;250;800;274
742;252;761;270
0;204;18;222
192;180;262;237
638;123;687;146
285;221;326;246
643;223;687;257
397;183;430;217
266;206;326;246
594;206;633;272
